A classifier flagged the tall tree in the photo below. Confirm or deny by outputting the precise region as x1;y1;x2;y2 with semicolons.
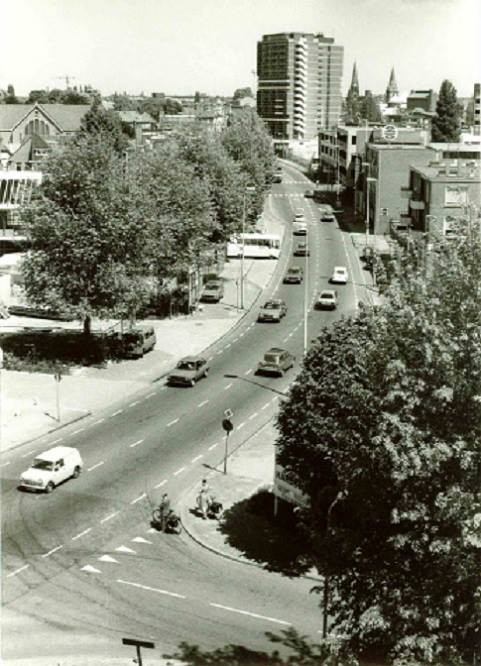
21;136;156;333
431;80;461;142
233;87;253;101
4;83;18;104
359;91;381;123
221;110;275;219
276;229;481;664
80;99;129;154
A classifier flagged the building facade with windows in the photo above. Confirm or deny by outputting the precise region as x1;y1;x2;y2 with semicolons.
257;32;343;152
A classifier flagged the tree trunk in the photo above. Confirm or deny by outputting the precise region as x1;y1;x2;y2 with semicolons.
83;314;91;336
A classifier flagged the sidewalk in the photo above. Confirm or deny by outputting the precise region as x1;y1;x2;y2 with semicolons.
0;212;285;453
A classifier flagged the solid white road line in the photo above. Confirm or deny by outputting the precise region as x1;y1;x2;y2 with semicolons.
209;602;291;626
173;467;185;476
71;528;92;541
167;418;179;427
224;383;233;390
197;400;209;408
117;579;186;599
129;439;144;448
191;454;203;463
100;512;119;524
42;545;63;558
6;564;29;578
155;479;168;489
87;461;104;472
131;493;146;505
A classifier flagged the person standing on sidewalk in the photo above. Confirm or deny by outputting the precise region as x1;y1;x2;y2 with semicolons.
159;493;171;531
197;479;211;519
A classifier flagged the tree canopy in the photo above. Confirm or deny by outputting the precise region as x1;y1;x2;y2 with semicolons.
276;228;481;664
431;80;461;143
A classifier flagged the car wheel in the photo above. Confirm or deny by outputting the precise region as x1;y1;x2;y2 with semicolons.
45;482;55;494
204;368;209;378
189;378;195;387
72;466;81;479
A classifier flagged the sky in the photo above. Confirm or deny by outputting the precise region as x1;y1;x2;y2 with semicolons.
1;0;480;99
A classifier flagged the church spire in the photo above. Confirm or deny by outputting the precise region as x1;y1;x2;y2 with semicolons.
385;66;399;102
349;61;359;97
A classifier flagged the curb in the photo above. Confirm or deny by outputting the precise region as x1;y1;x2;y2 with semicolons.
1;410;92;454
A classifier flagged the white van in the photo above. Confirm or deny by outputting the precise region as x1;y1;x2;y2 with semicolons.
20;446;83;493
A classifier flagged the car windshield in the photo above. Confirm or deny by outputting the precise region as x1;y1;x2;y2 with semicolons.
288;268;300;274
263;302;279;309
177;361;196;371
264;354;280;364
321;292;334;299
32;459;54;471
204;284;218;290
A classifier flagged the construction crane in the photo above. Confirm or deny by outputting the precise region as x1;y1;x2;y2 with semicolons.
55;75;76;89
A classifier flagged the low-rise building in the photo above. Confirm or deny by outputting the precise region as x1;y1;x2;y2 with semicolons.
408;159;480;235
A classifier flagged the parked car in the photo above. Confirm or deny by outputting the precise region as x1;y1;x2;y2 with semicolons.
257;299;287;323
200;279;224;303
304;189;314;198
256;347;295;377
330;266;348;284
321;213;336;223
294;241;309;256
273;173;282;183
315;289;338;310
167;355;209;387
294;210;305;222
283;266;303;284
293;221;308;235
123;325;157;358
20;446;83;493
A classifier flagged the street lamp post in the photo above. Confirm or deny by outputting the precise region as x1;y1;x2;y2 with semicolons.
240;186;256;310
303;228;309;355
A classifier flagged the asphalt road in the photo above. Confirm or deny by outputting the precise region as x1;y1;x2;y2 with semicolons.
1;162;370;661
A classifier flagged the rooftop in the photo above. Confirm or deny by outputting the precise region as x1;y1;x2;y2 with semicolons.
411;163;480;182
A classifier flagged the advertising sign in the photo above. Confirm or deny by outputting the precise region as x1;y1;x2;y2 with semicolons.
274;464;310;508
382;124;398;142
444;185;468;207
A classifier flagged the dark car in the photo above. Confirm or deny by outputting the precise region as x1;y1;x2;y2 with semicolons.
294;241;310;256
321;213;336;223
200;279;224;303
167;356;209;387
256;347;295;377
283;266;303;284
272;173;282;183
257;299;287;323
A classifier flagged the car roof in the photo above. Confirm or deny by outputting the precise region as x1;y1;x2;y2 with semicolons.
289;266;302;271
334;266;347;271
264;299;283;305
266;347;286;354
35;446;79;461
179;355;205;363
320;289;336;296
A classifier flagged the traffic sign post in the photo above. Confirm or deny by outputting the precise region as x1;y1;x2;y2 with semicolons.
222;410;234;475
122;638;155;666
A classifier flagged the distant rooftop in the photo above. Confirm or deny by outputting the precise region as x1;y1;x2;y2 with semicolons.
411;162;480;182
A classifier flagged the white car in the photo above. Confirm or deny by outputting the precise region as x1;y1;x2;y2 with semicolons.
330;266;348;284
294;210;305;222
20;446;83;493
316;289;338;310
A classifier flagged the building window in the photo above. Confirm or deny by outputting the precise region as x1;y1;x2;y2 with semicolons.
351;136;357;145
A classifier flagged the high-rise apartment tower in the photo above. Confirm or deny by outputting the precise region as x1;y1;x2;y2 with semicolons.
256;32;344;152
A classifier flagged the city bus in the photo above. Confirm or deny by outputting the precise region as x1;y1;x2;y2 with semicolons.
226;233;281;259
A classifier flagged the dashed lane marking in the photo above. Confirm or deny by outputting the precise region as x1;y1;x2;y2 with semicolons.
71;428;85;435
209;602;291;626
248;412;258;420
80;565;102;574
155;479;168;489
92;418;105;426
208;443;218;451
237;422;246;430
98;554;119;564
132;536;152;544
191;454;203;463
71;528;92;541
173;467;185;476
167;418;179;427
131;493;147;505
129;400;140;408
129;439;144;448
51;437;63;444
0;462;11;467
100;511;119;524
197;400;209;408
6;565;29;578
115;545;136;554
244;368;252;375
261;402;270;410
216;350;223;356
88;461;104;472
145;392;156;399
117;579;186;599
111;410;123;417
42;545;63;558
224;383;233;390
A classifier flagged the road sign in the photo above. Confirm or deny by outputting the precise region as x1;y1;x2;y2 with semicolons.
222;418;234;432
382;124;398;142
122;638;155;649
224;408;233;419
54;372;62;382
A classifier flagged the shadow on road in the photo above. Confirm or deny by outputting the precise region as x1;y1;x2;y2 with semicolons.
218;489;312;577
